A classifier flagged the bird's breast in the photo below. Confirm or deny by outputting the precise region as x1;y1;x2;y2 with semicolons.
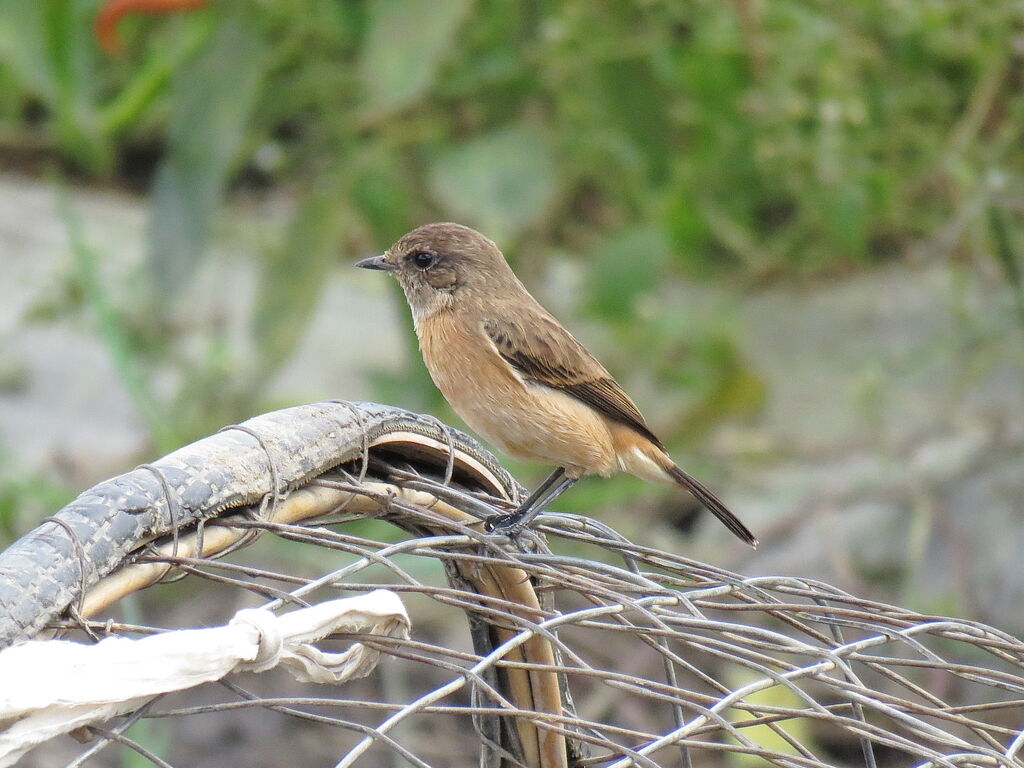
417;311;617;476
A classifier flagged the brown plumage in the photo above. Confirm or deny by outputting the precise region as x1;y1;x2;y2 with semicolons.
356;222;757;547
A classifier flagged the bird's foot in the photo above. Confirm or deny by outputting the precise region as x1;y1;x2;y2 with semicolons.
486;518;544;555
484;511;526;535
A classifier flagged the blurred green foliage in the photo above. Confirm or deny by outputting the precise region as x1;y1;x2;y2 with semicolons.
0;16;1020;768
0;0;1021;453
0;455;74;541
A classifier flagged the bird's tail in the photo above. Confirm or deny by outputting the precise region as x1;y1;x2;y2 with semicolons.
661;459;758;548
612;426;758;547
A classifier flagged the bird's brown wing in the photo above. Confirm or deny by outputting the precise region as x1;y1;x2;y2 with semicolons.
482;315;665;449
484;314;757;547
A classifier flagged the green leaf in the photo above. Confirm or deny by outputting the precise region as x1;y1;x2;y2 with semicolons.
427;126;557;242
352;149;414;243
146;4;267;299
594;56;671;185
360;0;471;116
0;0;109;171
251;186;346;375
989;204;1024;327
585;225;669;322
100;21;209;137
822;181;868;258
663;167;713;270
61;191;179;452
0;1;54;97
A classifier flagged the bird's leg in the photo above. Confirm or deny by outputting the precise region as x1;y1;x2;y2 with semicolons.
486;467;577;534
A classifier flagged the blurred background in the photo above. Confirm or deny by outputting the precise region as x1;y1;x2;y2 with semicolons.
1;0;1023;646
3;1;1024;765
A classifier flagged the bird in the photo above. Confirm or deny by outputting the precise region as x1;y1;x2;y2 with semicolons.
356;222;757;547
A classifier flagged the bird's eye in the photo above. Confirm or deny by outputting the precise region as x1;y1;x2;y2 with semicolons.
410;251;435;269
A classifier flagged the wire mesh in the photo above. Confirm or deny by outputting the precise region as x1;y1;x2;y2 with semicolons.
21;437;1024;768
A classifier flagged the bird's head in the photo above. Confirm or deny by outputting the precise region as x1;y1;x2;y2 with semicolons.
356;222;518;324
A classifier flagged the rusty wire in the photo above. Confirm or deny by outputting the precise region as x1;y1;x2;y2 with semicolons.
34;445;1024;768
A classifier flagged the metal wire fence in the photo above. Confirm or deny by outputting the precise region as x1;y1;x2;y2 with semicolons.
4;403;1023;767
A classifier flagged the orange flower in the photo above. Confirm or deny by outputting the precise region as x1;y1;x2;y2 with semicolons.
95;0;210;56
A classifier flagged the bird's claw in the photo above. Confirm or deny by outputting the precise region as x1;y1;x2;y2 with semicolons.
484;512;525;535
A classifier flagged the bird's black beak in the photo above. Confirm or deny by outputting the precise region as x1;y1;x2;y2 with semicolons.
355;254;398;272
